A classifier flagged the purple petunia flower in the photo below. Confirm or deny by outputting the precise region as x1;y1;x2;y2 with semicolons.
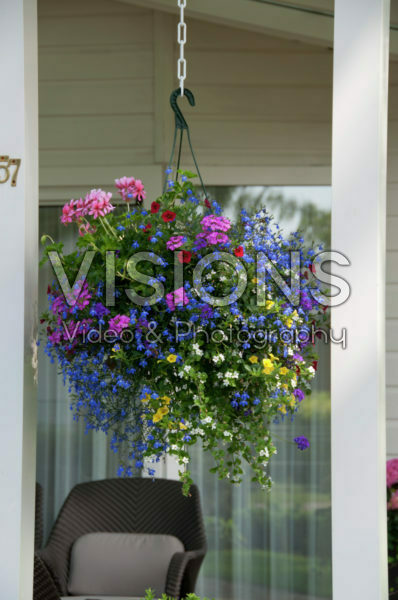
294;436;310;451
293;388;305;402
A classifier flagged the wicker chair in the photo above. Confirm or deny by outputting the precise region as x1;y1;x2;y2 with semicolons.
35;482;44;551
33;478;207;600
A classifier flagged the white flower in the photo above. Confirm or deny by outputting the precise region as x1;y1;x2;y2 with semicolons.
202;416;212;424
308;366;316;376
192;343;203;357
212;354;225;364
180;457;189;464
171;444;178;451
259;448;269;458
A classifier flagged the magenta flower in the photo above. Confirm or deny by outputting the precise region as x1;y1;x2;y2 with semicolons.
115;176;146;203
133;179;146;203
166;236;185;250
48;329;62;345
78;222;96;237
166;287;189;311
108;314;131;335
207;232;229;245
201;215;231;232
85;189;114;219
387;459;398;488
115;176;136;201
65;281;92;309
60;201;76;225
194;232;208;250
389;492;398;510
50;294;68;316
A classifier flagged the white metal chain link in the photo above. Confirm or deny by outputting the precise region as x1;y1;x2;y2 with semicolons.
177;0;187;95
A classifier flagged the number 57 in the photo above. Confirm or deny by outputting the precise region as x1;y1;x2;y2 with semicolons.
0;155;21;187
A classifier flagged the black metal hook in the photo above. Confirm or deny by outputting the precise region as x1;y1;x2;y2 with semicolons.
170;88;195;130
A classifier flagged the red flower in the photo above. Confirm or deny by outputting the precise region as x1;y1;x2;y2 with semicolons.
296;365;301;376
162;210;176;223
312;360;318;371
204;198;211;209
309;263;316;274
151;201;160;214
234;246;244;258
178;250;192;264
143;223;152;232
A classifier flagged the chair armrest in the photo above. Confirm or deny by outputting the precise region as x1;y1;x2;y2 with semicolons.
33;554;60;600
165;549;206;599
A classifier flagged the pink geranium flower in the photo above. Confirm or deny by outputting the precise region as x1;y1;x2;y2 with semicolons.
166;236;185;250
108;314;131;335
85;189;114;219
115;177;136;201
61;201;76;225
166;287;189;311
133;179;146;203
115;176;146;203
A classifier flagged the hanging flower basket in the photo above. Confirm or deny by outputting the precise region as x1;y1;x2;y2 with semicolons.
40;171;327;494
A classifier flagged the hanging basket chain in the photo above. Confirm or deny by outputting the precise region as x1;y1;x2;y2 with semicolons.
177;0;187;96
164;0;207;199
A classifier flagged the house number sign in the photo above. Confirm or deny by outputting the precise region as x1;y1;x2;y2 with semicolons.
0;155;21;187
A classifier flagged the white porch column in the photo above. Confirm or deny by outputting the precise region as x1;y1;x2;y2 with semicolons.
332;1;390;599
0;1;38;599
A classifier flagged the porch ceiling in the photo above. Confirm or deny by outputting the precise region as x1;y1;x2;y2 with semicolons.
117;0;398;59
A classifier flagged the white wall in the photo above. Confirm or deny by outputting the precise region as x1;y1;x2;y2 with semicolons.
38;0;398;457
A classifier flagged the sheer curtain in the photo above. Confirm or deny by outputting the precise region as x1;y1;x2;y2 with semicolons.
190;186;332;600
37;207;119;541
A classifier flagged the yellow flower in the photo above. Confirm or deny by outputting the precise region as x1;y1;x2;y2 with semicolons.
161;395;172;405
252;277;259;284
279;405;287;415
262;358;274;374
289;396;296;409
279;367;289;376
285;317;293;328
179;422;188;430
265;300;275;310
249;355;258;364
292;310;298;319
153;412;163;423
159;406;169;416
269;353;278;362
142;393;151;403
282;383;289;391
167;354;177;363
